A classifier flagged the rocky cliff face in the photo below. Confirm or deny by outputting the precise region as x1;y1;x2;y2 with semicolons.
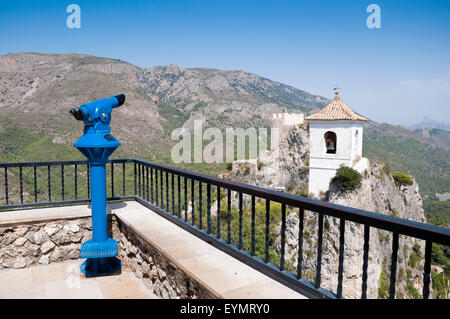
274;163;427;299
225;123;309;194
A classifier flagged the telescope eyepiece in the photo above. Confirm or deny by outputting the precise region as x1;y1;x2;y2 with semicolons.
70;108;84;121
114;94;126;107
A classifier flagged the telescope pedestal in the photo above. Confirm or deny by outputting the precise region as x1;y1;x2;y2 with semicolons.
71;94;125;278
81;257;122;278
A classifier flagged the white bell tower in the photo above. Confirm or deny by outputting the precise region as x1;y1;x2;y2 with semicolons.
306;90;369;196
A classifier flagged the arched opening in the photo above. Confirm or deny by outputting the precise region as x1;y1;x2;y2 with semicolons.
355;130;359;152
324;131;337;154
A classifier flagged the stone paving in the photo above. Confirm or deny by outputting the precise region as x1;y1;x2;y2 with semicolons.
0;259;159;299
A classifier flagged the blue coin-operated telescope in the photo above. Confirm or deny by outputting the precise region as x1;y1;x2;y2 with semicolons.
70;94;125;277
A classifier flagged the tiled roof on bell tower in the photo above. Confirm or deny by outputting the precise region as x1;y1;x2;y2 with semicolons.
305;91;368;122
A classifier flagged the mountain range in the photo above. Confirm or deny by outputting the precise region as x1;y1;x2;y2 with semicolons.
0;52;449;197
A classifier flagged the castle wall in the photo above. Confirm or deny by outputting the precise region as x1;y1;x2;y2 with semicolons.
272;113;304;127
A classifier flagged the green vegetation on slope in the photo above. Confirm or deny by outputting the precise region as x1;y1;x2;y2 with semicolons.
0;126;82;162
424;200;450;227
422;199;450;298
392;172;414;186
363;136;450;196
331;166;362;190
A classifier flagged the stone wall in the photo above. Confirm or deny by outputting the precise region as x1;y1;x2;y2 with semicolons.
112;215;218;299
272;113;305;126
0;217;92;270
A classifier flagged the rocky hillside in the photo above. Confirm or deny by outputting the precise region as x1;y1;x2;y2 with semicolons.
0;53;327;163
414;128;450;151
363;122;450;197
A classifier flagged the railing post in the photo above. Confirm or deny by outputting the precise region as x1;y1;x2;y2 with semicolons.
265;199;270;263
48;165;51;202
238;192;243;250
165;171;169;211
337;218;345;298
217;186;221;239
297;208;305;279
251;195;255;256
19;166;23;204
138;163;141;198
146;166;150;202
74;164;78;200
33;165;37;203
161;170;164;209
184;177;187;222
150;167;154;203
280;203;286;271
155;169;159;207
389;232;399;299
316;213;324;289
361;225;370;299
207;183;211;234
227;189;231;244
199;181;203;228
191;179;195;225
178;175;181;218
423;240;432;299
61;165;64;201
122;162;126;196
133;162;137;196
171;173;174;214
4;167;8;205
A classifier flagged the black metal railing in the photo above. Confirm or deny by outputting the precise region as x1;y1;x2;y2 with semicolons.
1;158;449;299
0;159;135;210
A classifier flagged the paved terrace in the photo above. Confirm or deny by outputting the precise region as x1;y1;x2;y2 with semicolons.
0;201;307;299
0;260;158;299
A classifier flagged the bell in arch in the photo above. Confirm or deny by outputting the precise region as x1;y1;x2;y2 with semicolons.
324;131;337;154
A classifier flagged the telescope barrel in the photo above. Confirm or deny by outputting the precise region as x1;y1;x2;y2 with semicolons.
69;94;125;120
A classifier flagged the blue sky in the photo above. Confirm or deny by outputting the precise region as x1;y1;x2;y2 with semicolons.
0;0;449;126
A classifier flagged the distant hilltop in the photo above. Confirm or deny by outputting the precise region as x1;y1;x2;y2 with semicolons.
410;116;450;131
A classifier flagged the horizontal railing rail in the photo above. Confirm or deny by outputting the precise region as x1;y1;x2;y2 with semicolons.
1;158;449;300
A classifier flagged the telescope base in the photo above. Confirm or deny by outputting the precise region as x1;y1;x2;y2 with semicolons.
79;238;118;259
80;257;122;278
